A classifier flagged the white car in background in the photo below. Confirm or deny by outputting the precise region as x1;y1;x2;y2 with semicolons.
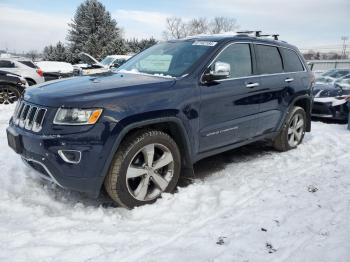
35;61;76;81
74;53;132;75
100;54;132;68
315;69;350;85
0;58;45;86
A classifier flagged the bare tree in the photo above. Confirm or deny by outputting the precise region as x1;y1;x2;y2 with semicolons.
209;17;239;34
162;17;187;40
26;50;39;61
187;18;208;36
163;16;239;40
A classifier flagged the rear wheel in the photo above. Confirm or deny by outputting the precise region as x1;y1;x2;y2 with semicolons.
273;106;306;151
0;85;21;104
104;130;181;208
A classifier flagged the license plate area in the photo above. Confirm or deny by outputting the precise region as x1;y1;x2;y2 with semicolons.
7;127;23;154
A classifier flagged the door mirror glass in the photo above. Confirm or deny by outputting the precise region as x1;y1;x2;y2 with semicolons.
203;61;231;82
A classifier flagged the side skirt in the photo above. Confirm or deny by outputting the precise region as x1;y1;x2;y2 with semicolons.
194;132;278;163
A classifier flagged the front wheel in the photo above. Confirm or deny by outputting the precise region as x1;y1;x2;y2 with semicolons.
273;106;306;151
104;130;181;208
0;85;21;105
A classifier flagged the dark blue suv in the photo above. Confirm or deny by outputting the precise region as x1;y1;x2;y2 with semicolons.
7;34;314;208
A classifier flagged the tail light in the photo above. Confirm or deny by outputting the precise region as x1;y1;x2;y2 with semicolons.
36;68;43;77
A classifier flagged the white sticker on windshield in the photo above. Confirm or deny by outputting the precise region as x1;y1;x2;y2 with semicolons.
192;41;217;46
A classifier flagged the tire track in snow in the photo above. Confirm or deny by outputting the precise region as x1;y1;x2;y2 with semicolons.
89;187;265;262
272;207;349;262
120;153;349;261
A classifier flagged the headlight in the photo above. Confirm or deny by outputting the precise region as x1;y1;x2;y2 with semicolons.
54;108;103;125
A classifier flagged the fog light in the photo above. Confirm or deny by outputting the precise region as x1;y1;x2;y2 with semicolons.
58;150;81;164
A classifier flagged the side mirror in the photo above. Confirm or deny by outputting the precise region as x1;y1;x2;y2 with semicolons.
203;62;230;83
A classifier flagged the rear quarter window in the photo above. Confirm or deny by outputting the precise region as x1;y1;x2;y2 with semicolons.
281;48;304;72
0;60;15;68
19;60;37;69
255;45;283;74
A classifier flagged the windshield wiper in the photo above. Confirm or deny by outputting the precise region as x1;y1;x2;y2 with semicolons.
118;69;175;79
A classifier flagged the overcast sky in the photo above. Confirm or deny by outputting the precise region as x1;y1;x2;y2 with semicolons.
0;0;349;53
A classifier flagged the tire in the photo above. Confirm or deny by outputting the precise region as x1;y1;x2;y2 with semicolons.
0;85;21;105
273;106;306;151
104;130;181;208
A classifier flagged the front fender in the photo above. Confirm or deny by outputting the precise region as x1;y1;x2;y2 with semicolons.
96;112;194;191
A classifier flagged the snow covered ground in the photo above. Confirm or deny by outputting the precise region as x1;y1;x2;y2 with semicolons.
0;103;349;262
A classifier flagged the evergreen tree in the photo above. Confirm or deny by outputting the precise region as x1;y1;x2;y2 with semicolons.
43;41;68;61
67;0;127;61
126;38;158;54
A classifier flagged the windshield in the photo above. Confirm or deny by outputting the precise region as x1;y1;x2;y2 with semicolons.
316;77;333;84
117;41;215;77
328;70;350;78
322;69;336;76
100;56;115;66
335;74;350;83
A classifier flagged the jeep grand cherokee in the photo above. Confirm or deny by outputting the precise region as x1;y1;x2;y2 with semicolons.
7;33;314;208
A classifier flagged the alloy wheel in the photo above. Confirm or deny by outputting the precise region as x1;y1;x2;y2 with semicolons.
287;113;304;147
0;88;19;104
126;143;174;201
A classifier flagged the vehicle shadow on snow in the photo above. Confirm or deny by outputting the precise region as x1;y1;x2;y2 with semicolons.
180;141;274;185
29;141;275;209
311;117;347;125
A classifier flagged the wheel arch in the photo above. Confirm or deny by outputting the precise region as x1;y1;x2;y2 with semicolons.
292;96;312;132
101;115;194;185
0;82;25;95
277;95;312;133
24;78;36;85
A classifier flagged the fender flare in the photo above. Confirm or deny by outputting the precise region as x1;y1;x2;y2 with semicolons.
278;95;313;132
99;116;194;183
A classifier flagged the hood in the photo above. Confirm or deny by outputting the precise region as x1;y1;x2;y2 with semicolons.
23;72;176;107
77;52;104;67
313;83;342;98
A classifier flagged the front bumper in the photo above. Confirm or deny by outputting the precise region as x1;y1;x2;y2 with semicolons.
312;100;349;121
7;123;116;198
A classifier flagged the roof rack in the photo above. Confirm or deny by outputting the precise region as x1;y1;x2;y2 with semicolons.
236;30;280;40
259;34;280;40
237;30;262;37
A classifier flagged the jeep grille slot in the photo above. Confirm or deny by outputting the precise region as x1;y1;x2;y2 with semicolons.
13;100;47;132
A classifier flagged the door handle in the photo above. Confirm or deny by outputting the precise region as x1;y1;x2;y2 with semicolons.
245;82;260;88
285;78;294;83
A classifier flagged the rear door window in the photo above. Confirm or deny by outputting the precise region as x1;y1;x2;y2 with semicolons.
281;48;304;72
255;45;283;74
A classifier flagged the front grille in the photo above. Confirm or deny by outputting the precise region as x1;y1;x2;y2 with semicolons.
12;100;47;132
